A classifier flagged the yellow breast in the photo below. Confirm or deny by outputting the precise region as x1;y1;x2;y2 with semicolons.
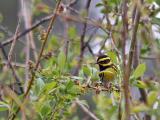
99;68;117;81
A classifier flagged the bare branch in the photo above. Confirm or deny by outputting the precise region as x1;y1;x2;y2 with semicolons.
8;18;21;64
2;9;109;47
75;99;100;120
73;0;92;75
1;61;25;68
0;43;24;94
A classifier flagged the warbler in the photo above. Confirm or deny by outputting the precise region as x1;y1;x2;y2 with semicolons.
96;54;118;88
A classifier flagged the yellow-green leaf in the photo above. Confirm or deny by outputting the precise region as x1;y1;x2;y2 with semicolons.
132;104;149;113
136;80;148;88
133;63;146;79
107;51;118;64
82;65;91;76
147;91;158;106
0;101;10;111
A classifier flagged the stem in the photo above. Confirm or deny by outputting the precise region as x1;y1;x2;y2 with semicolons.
121;0;130;119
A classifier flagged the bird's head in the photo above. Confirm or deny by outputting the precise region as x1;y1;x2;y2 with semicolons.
96;55;111;67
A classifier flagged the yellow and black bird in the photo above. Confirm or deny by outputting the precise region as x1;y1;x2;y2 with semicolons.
96;54;118;88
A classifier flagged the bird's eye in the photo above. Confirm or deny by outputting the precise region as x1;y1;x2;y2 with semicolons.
99;59;110;64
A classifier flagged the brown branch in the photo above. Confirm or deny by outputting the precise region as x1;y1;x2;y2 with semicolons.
8;19;21;63
1;61;25;68
121;0;128;68
9;1;62;119
87;44;95;57
20;0;32;91
124;0;143;119
0;43;24;94
2;15;52;46
132;1;150;120
127;1;142;79
84;17;106;57
75;98;100;120
2;8;109;47
139;56;159;60
84;28;99;57
98;38;107;54
121;0;130;119
0;25;13;37
5;17;22;119
73;0;92;75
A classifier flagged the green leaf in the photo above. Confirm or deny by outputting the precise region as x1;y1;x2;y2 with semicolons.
66;80;80;95
96;3;103;7
0;13;3;23
66;80;74;89
35;78;45;94
135;80;148;88
57;50;66;73
82;65;91;76
141;45;150;55
43;81;57;93
107;51;118;64
50;36;58;46
109;0;120;5
90;67;99;81
151;17;160;26
155;0;160;5
133;63;146;79
147;91;158;106
0;32;5;41
40;102;51;116
155;39;160;49
132;104;149;113
147;0;153;3
68;26;77;39
100;8;111;14
0;101;10;111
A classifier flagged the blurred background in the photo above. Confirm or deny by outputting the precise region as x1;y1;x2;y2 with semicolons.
0;0;160;120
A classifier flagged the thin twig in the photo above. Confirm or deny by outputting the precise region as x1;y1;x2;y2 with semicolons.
98;38;107;54
8;18;21;63
75;99;100;120
73;0;92;75
0;25;13;37
84;28;99;57
87;44;95;57
140;56;159;60
0;43;24;94
1;61;25;68
2;8;109;47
